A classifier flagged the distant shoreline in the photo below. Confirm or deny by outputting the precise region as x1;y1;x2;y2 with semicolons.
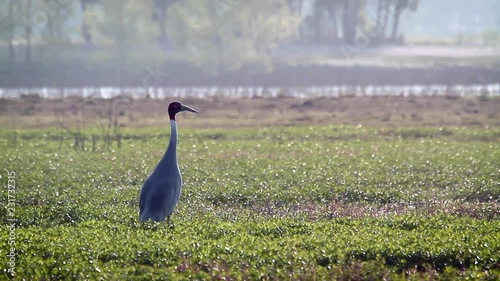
1;64;499;88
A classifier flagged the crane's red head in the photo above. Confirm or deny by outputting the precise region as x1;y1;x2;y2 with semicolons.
168;101;197;120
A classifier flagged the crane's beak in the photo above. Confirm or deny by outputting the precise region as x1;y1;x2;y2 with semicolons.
181;104;197;113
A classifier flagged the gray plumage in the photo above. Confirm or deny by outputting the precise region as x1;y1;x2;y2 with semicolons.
139;101;197;223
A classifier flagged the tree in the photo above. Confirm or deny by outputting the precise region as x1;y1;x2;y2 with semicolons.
286;0;304;41
318;0;343;43
7;1;15;63
151;0;178;45
86;0;162;85
166;0;300;75
342;0;361;45
38;0;74;40
374;0;384;40
34;0;75;65
391;0;419;41
80;0;99;44
0;0;19;64
1;0;75;65
381;0;390;40
25;0;32;63
313;0;334;43
87;0;156;45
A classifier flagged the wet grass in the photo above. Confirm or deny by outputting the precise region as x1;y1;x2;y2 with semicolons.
0;125;499;280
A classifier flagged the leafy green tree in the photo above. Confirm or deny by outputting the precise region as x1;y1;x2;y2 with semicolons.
0;0;75;65
166;0;300;75
85;0;163;83
34;0;75;65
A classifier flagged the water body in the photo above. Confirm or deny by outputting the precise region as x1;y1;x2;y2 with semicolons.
1;84;499;99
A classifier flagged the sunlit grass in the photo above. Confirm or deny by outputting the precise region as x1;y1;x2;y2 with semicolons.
0;126;499;280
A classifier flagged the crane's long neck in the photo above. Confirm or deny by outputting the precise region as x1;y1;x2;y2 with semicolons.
166;120;178;160
156;120;178;170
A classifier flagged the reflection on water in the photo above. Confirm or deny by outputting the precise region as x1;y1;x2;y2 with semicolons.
1;84;499;99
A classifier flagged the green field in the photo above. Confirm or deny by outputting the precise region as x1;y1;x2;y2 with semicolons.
1;126;499;280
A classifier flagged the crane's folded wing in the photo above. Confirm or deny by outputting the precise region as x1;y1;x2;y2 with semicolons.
139;177;181;216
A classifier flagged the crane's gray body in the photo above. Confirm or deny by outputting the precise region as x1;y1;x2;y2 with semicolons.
139;120;182;222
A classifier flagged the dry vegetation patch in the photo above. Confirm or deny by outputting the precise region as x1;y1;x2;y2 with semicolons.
1;95;499;129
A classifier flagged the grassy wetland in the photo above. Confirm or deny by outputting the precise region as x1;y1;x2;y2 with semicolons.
1;95;499;280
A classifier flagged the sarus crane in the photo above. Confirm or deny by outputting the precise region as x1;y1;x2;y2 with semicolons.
139;101;197;223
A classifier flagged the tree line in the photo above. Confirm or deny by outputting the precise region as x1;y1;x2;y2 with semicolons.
0;0;420;74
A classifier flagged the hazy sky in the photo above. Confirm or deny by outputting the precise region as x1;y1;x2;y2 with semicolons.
401;0;499;37
301;0;499;38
